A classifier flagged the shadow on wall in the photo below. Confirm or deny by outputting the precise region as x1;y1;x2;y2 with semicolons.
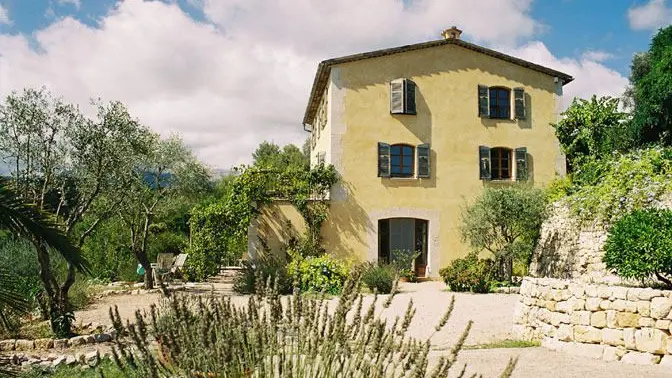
529;229;575;279
254;202;306;260
324;179;372;261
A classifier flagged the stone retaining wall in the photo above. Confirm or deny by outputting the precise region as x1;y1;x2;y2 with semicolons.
513;277;672;365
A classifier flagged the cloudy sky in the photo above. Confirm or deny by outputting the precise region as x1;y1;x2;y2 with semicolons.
0;0;668;170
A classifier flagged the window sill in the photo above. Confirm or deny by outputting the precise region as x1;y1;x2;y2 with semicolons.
388;177;417;180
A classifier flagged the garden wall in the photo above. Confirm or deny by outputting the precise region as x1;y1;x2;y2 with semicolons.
248;201;306;260
513;277;672;365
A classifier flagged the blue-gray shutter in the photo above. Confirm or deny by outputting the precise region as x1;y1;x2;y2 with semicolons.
378;142;391;177
514;87;526;120
515;147;528;181
478;85;489;117
404;80;417;115
479;146;491;180
417;143;430;178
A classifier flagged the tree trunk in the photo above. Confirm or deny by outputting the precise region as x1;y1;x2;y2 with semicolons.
34;242;72;336
136;251;154;290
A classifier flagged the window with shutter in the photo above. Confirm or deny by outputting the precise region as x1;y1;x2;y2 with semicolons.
515;147;528;181
488;87;511;119
479;146;491;180
478;85;489;117
491;147;512;179
378;142;391;177
404;80;417;115
390;80;404;114
514;88;526;120
390;144;414;177
417;144;430;178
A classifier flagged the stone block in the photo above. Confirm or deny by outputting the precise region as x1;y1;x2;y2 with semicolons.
69;336;87;347
14;340;34;351
541;337;566;351
565;342;604;359
571;311;591;326
637;301;651;317
556;301;570;313
94;333;112;343
650;297;672;319
639;317;655;328
597;285;612;299
624;301;638;312
53;339;69;349
522;296;535;306
574;325;602;343
639;288;662;301
620;351;661;365
591;311;607;328
624;328;636;350
602;346;621;362
585;297;601;311
544;301;557;311
84;335;95;344
557;324;573;342
612;299;627;311
606;310;617;328
634;328;668;354
612;286;628;300
512;324;533;341
616;312;640;328
0;339;16;351
34;338;53;350
599;300;612;310
560;289;571;301
627;288;641;301
602;328;624;346
569;283;585;298
661;355;672;366
655;319;671;330
585;285;598;298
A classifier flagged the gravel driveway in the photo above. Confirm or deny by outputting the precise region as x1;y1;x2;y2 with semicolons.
75;280;671;377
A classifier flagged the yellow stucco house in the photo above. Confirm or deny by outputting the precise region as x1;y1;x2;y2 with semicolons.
250;27;573;278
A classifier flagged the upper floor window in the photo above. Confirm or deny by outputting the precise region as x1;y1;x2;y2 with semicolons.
378;142;430;178
489;87;510;119
390;79;416;115
391;144;414;177
478;85;526;120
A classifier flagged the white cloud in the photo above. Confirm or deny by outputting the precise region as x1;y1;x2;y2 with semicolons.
0;0;627;169
0;4;11;25
58;0;81;9
628;0;672;30
581;50;614;63
503;42;629;107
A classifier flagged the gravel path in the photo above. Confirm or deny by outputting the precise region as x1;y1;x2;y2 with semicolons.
73;280;671;377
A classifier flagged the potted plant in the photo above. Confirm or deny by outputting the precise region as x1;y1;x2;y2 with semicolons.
391;249;420;283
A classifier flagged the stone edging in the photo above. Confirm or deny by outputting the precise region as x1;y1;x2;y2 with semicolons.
513;277;672;365
0;349;110;371
0;329;116;353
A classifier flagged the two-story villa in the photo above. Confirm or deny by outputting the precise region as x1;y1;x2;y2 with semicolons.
250;27;573;278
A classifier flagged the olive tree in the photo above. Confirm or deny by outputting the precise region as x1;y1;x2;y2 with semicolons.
460;184;547;282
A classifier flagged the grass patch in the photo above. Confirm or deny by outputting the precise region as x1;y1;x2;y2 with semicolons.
18;359;137;378
463;339;540;350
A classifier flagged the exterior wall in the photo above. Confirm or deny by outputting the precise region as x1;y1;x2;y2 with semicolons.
310;87;331;166
514;277;672;365
319;44;565;275
248;201;305;260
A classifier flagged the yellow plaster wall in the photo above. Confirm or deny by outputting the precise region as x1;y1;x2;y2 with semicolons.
248;201;306;259
319;43;566;276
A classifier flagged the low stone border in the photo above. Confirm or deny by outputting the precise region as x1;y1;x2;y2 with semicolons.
494;286;520;294
0;330;116;353
0;349;110;371
97;283;188;298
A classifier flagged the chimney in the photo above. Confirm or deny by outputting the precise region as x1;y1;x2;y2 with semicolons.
441;26;462;40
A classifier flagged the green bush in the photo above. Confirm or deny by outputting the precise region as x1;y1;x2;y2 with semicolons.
360;263;397;294
604;209;672;288
287;255;349;294
439;253;493;293
390;249;420;282
233;255;292;295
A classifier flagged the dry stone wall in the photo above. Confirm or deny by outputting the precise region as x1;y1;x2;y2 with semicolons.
514;277;672;365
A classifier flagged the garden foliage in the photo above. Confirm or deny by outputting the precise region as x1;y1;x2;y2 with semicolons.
360;262;397;294
439;253;493;293
287;255;349;294
604;208;672;288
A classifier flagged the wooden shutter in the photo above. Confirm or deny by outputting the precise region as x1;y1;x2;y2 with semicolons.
515;147;528;181
479;146;491;180
390;80;404;114
417;143;430;178
404;80;417;115
514;87;526;120
378;142;391;177
478;85;489;117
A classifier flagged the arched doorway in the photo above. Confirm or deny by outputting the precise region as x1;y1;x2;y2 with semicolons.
378;218;428;278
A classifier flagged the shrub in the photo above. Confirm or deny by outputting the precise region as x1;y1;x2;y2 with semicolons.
604;208;672;288
360;263;397;294
233;255;292;295
439;253;493;293
106;271;518;377
287;255;349;294
390;249;420;282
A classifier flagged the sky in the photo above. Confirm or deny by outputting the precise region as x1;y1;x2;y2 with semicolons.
0;0;669;170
